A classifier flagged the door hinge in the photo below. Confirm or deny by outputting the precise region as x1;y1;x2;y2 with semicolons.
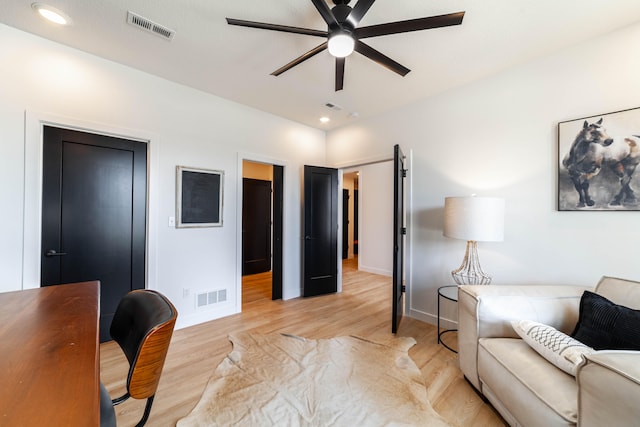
401;285;406;293
402;227;407;235
402;169;407;178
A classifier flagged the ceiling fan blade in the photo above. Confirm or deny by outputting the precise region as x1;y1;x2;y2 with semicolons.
354;40;410;76
347;0;376;27
226;18;327;37
271;42;328;76
335;57;345;91
355;11;464;39
310;0;339;29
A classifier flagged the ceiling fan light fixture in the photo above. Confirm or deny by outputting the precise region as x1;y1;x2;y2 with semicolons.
328;31;354;58
227;1;465;90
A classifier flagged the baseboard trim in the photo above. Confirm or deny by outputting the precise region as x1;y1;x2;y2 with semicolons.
408;308;458;330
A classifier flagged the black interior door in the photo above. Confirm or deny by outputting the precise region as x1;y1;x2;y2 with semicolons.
272;165;284;300
354;189;359;255
242;178;272;275
342;189;349;259
303;165;338;297
392;144;406;333
41;126;147;342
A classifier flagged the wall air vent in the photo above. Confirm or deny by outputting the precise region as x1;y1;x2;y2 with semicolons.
195;289;228;310
127;11;175;40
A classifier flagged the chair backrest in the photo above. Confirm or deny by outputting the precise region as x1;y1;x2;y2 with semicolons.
110;290;177;399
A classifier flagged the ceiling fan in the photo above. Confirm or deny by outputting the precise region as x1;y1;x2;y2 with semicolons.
226;0;464;91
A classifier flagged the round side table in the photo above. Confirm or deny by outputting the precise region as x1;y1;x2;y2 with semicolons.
437;285;458;353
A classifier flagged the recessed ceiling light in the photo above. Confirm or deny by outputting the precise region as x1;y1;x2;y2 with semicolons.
32;3;71;25
319;117;330;123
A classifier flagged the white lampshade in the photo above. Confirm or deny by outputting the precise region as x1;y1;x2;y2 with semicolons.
328;32;354;58
443;196;505;242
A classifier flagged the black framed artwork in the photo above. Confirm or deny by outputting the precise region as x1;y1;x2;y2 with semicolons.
176;166;224;227
558;107;640;211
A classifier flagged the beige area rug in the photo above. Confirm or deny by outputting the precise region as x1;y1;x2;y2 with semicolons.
177;332;452;427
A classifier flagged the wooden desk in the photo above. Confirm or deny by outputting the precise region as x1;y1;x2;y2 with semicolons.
0;281;100;426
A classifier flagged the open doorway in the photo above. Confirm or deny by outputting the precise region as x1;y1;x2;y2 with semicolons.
342;171;359;266
340;162;394;281
241;160;283;306
342;159;399;332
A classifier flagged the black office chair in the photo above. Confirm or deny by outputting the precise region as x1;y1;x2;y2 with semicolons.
100;382;117;427
100;290;178;427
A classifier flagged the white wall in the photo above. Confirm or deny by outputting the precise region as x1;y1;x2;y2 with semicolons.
0;109;25;288
357;162;393;276
0;24;326;329
327;22;640;327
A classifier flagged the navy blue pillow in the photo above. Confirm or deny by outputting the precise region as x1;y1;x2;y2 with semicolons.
571;291;640;350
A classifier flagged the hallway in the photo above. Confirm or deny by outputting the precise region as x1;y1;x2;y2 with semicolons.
242;257;361;306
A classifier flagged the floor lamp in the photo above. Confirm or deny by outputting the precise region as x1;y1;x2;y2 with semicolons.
443;196;505;285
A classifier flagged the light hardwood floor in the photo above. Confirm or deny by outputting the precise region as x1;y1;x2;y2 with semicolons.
100;258;507;426
242;270;272;305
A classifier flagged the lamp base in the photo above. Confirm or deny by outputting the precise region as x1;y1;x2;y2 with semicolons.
451;240;492;286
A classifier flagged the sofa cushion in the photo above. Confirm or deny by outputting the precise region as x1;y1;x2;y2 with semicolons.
594;276;640;309
478;338;578;426
571;291;640;350
512;319;594;376
578;351;640;427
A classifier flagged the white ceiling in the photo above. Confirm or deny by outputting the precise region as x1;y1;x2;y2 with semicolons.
2;0;640;130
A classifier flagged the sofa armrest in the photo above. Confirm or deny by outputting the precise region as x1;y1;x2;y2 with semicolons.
577;351;640;427
458;285;589;391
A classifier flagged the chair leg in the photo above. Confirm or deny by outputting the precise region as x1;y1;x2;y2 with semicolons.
112;392;130;406
134;396;155;427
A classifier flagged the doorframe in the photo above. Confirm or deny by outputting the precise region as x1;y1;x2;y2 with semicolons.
236;152;287;307
22;111;158;291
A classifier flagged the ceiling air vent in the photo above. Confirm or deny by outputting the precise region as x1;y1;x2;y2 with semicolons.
127;11;175;41
325;102;343;111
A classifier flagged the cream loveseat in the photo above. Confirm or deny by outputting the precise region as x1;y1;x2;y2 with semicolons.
458;276;640;427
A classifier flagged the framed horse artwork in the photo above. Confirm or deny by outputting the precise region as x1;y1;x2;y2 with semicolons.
558;107;640;211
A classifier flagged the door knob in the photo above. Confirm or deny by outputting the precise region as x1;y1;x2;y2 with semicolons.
45;249;68;257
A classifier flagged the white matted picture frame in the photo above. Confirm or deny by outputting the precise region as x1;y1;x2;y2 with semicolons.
558;107;640;211
176;166;224;227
